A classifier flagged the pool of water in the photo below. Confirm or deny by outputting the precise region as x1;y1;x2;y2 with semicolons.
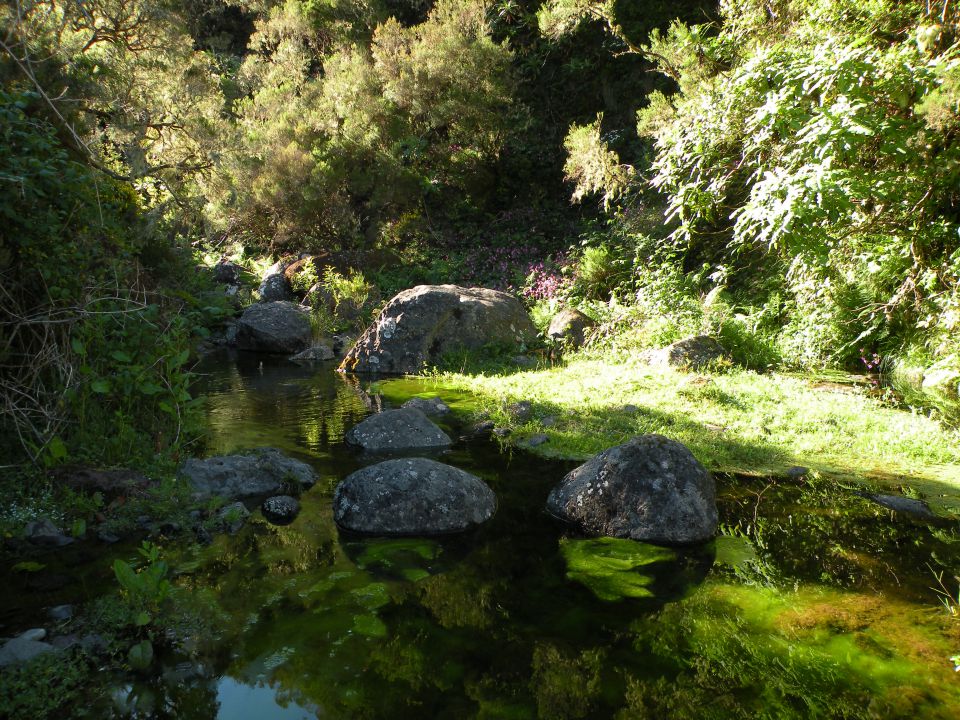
7;351;960;718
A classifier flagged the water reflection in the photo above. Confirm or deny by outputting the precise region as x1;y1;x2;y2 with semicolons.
54;355;960;717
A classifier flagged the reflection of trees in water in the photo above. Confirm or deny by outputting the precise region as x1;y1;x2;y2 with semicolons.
198;355;374;454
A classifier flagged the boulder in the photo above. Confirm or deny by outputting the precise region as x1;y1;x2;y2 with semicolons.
23;518;73;547
289;343;335;364
339;285;537;374
401;396;450;416
547;308;596;347
212;260;243;286
546;435;718;544
261;495;300;525
236;301;312;354
258;272;294;302
333;458;496;535
641;335;731;370
179;448;316;499
345;408;452;452
0;630;55;667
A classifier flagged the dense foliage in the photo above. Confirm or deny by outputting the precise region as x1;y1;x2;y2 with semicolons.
556;0;960;398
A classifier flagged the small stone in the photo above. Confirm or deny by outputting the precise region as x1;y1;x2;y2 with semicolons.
622;404;639;415
97;530;121;544
784;466;809;479
48;605;74;622
51;635;79;650
525;434;549;448
541;415;557;427
492;428;511;438
261;495;300;525
402;396;451;416
21;628;46;642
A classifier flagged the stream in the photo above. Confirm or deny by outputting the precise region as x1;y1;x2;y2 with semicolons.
3;350;960;719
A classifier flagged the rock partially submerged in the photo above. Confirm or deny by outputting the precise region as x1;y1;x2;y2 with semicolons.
546;435;718;544
345;408;452;452
179;448;315;499
261;495;301;525
340;285;537;374
862;493;936;519
333;458;496;535
402;396;451;416
236;301;312;354
23;518;73;547
289;343;335;364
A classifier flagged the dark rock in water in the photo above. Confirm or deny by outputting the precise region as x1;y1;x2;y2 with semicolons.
0;630;55;667
547;308;596;347
212;260;243;285
23;518;73;547
237;301;312;354
333;458;496;535
179;448;316;499
546;435;718;544
640;335;731;370
215;502;249;534
461;420;495;441
863;493;935;519
258;272;293;302
289;343;335;364
261;495;300;525
345;408;452;452
340;285;537;374
402;396;450;416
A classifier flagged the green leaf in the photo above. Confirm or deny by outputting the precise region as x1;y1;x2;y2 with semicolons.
12;561;45;573
128;640;153;671
134;611;152;627
91;379;111;394
70;338;86;356
111;350;133;363
47;436;68;461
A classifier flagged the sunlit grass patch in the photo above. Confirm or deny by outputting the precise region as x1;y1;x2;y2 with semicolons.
385;354;960;501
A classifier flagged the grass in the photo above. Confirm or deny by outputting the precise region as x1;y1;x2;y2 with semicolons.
382;352;960;511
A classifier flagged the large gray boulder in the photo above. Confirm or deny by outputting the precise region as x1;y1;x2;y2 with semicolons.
547;308;596;348
340;285;537;374
236;301;312;354
546;435;717;544
333;458;496;535
345;408;452;452
179;448;316;499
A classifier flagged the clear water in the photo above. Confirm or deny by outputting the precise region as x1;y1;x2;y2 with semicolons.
5;351;960;719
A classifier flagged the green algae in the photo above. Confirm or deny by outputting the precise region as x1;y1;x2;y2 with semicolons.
560;537;676;601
